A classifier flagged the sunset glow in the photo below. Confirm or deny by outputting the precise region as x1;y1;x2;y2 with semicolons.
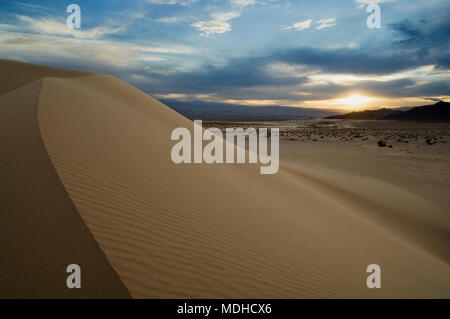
327;94;375;109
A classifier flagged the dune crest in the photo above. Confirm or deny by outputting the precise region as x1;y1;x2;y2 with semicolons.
0;71;130;298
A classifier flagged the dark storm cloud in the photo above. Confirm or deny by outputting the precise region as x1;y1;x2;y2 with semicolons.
168;57;307;90
388;19;424;44
388;16;450;69
388;17;450;48
274;48;421;75
138;46;425;98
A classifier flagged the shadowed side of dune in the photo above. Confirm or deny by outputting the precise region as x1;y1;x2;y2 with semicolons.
37;74;450;298
0;80;130;298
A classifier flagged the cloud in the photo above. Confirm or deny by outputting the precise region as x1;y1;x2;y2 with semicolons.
191;20;233;36
2;13;195;66
191;0;263;36
132;41;450;106
15;2;53;13
387;17;450;69
281;18;336;32
146;0;199;5
276;47;422;74
281;19;312;31
156;16;189;23
0;32;134;67
191;11;241;36
356;0;395;4
316;17;336;30
211;11;242;21
0;16;194;69
133;45;193;55
231;0;259;8
17;15;123;39
169;55;304;90
304;65;449;87
388;19;424;42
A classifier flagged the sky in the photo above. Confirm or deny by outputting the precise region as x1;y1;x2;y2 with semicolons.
0;0;449;110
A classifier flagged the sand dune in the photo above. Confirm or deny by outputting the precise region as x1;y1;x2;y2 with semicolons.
0;75;129;298
1;59;450;298
0;59;91;96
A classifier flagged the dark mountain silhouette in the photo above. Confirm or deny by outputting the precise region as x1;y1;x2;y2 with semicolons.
325;101;450;121
325;108;403;120
160;99;340;120
384;101;450;121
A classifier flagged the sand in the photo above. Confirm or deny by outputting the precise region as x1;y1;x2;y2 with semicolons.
1;59;450;298
0;72;129;298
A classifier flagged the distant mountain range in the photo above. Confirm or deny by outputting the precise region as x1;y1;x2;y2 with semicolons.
325;101;450;121
160;99;340;120
325;108;403;120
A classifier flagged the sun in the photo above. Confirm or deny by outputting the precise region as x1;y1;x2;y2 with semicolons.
332;94;374;110
341;94;371;105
